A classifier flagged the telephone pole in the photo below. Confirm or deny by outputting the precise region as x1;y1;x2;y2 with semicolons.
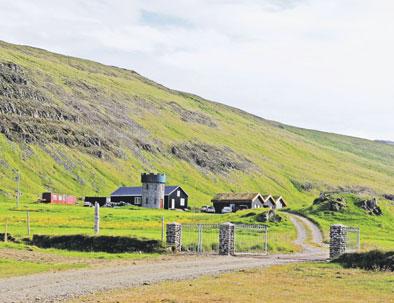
15;170;20;208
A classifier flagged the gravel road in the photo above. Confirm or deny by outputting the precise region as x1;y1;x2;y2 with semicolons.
0;214;328;303
288;213;326;252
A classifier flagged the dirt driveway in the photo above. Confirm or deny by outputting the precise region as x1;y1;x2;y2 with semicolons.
0;215;328;303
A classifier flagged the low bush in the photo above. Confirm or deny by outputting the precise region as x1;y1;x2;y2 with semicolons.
31;234;164;253
0;233;16;242
333;250;393;271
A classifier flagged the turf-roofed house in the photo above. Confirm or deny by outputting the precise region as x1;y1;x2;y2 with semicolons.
111;173;189;210
211;193;266;213
211;193;287;213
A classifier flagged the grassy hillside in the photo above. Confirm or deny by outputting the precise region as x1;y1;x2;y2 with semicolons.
301;194;394;250
1;40;394;211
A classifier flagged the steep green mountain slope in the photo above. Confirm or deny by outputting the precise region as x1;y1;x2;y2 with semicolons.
1;40;394;208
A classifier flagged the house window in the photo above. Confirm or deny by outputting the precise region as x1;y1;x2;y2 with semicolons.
145;197;148;204
180;198;185;206
135;197;141;205
177;190;180;197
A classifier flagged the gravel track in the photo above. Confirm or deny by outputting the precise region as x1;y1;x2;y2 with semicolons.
0;214;328;303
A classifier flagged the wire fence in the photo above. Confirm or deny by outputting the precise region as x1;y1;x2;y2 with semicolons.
181;223;220;254
181;223;268;255
234;224;268;255
345;226;360;252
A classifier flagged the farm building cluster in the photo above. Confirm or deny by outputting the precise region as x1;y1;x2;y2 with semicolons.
40;172;287;213
211;193;287;213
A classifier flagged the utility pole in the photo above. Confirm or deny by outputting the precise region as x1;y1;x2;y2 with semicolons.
94;202;100;235
27;210;31;238
161;216;165;243
4;218;8;243
15;170;20;208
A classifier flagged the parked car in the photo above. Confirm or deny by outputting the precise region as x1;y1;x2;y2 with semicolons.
200;205;209;212
236;205;248;211
206;206;216;213
221;206;233;214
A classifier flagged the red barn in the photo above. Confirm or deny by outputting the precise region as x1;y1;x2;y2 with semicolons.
41;192;77;205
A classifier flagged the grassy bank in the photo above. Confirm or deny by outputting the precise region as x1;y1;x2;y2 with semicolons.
300;194;394;250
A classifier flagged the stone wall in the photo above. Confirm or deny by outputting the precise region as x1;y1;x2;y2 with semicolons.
219;222;235;255
329;224;347;259
166;222;182;252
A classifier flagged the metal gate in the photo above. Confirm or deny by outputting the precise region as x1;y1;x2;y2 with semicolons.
234;224;268;255
181;223;268;255
182;224;220;254
345;226;360;252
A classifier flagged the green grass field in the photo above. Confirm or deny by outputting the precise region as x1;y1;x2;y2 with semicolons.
70;263;394;303
0;200;298;254
0;258;83;279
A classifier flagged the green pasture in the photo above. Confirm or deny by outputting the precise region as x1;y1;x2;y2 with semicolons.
0;200;298;254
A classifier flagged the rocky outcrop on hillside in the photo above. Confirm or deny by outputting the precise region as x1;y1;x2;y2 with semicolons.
0;61;157;159
359;197;383;216
169;102;217;127
170;142;253;173
313;193;347;211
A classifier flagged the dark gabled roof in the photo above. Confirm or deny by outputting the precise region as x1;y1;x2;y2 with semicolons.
111;185;187;197
165;186;179;195
211;192;264;203
111;187;142;196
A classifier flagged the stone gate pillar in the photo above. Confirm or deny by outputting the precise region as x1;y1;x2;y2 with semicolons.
166;222;182;253
330;224;347;259
219;222;235;255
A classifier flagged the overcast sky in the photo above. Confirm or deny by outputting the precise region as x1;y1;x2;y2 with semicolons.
0;0;393;141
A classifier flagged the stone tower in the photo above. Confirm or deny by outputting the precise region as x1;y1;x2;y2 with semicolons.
141;173;166;209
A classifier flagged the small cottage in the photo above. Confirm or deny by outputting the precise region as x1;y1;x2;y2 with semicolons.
211;193;265;213
110;185;188;210
262;195;277;208
273;196;287;209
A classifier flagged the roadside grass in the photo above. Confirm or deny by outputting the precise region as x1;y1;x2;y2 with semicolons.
300;194;394;250
0;201;298;254
71;263;394;303
0;242;162;261
0;256;84;279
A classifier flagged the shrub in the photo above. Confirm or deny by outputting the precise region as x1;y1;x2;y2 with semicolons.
333;250;394;271
31;234;164;253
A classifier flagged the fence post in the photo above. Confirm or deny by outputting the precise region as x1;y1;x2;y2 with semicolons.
264;226;268;254
161;216;165;243
329;224;347;259
94;202;100;235
166;222;182;253
27;210;31;238
4;219;8;243
197;224;203;254
219;222;235;256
